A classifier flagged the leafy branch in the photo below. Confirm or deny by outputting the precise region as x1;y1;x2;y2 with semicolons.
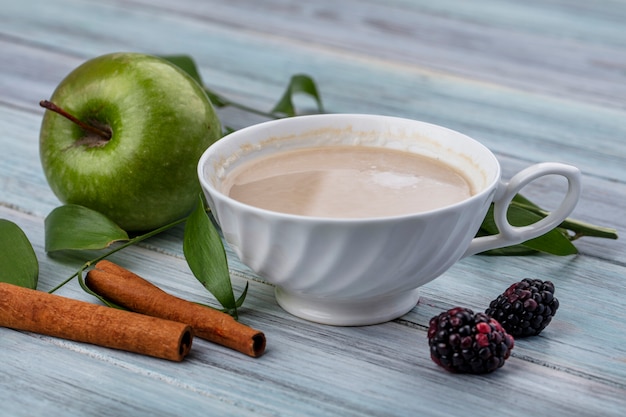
478;194;618;256
163;55;324;130
42;201;246;317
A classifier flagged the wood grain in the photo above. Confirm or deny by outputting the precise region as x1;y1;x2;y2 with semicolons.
1;0;624;415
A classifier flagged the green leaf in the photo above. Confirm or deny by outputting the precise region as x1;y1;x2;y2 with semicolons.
160;54;204;86
160;55;229;108
508;200;618;240
161;55;323;119
183;195;239;317
478;199;578;256
558;217;618;240
505;204;577;255
511;193;541;209
203;87;229;108
44;205;129;252
235;282;249;308
479;245;539;256
271;74;324;117
77;266;123;309
0;219;38;289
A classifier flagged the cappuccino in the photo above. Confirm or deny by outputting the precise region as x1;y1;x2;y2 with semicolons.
224;146;473;218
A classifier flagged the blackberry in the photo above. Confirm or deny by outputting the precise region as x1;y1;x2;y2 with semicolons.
427;307;514;374
485;278;559;337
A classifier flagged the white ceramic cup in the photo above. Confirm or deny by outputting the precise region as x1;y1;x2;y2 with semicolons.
198;114;581;326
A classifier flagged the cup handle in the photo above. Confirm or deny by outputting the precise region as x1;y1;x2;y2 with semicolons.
463;162;582;257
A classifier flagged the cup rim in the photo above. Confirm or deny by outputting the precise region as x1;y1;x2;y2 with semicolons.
198;114;502;222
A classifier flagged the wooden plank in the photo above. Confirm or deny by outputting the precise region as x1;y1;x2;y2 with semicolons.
410;253;626;382
1;205;625;416
1;0;625;415
111;0;626;109
0;5;623;174
4;0;626;112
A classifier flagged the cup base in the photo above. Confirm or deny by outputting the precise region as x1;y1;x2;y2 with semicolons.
274;287;420;326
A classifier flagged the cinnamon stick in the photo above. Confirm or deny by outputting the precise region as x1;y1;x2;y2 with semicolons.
0;282;193;361
85;260;266;357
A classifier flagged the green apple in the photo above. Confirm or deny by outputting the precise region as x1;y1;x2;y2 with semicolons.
39;52;221;231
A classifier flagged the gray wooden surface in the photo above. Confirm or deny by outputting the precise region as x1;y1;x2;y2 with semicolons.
1;0;625;416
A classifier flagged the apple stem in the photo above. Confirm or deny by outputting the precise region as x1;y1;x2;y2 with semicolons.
39;100;112;141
